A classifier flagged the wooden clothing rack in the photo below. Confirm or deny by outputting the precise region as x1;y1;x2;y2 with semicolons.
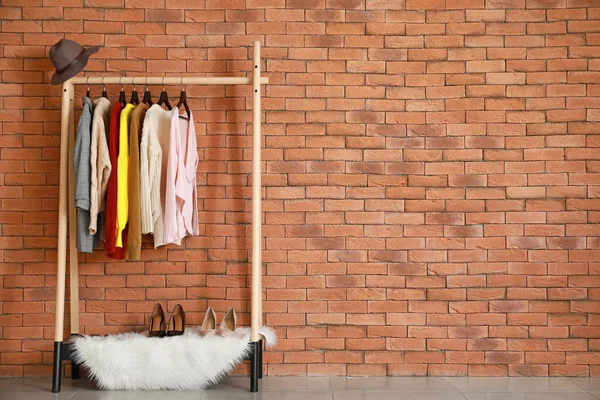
51;42;269;393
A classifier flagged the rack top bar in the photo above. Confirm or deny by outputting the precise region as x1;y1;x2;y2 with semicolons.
69;76;269;85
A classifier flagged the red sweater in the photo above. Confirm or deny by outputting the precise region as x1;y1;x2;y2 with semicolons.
105;102;126;260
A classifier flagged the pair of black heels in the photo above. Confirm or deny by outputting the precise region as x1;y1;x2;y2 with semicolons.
149;304;185;337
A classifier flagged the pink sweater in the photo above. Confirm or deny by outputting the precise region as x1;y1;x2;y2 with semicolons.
163;107;199;244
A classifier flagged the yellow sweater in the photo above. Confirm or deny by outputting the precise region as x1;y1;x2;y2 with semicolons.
116;103;135;247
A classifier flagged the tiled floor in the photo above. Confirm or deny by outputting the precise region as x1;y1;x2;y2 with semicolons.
1;376;600;400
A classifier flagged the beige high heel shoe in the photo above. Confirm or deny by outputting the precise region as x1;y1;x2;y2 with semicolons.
200;307;217;336
217;307;237;337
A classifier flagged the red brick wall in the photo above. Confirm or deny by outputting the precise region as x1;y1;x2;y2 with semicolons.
1;0;600;378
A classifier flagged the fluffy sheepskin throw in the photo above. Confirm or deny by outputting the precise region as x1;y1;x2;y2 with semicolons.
72;326;276;391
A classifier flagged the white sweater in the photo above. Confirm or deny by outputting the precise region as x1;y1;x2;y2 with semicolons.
140;104;173;248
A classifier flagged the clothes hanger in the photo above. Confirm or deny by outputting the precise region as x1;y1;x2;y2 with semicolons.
176;77;191;118
86;76;90;98
130;79;139;105
142;77;152;105
118;77;127;106
101;77;108;98
157;77;172;110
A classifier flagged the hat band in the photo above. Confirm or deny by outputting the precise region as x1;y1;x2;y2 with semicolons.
56;48;86;75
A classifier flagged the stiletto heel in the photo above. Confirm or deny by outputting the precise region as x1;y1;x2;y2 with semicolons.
218;307;237;337
167;304;185;337
149;303;166;338
200;307;217;336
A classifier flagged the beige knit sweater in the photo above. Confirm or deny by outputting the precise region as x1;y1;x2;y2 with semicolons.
89;97;112;234
140;104;173;248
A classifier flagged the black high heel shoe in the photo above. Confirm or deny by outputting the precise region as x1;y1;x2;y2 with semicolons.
167;304;185;337
149;303;166;338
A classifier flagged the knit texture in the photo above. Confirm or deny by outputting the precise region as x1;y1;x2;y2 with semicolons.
126;102;148;261
116;103;135;248
89;97;112;236
73;96;95;253
140;104;172;248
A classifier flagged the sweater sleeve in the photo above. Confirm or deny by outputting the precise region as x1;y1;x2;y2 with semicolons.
89;108;99;234
149;140;163;247
163;110;179;244
115;105;133;247
74;104;92;211
189;120;200;236
89;101;112;235
74;99;94;253
97;114;112;214
149;142;162;227
140;109;153;234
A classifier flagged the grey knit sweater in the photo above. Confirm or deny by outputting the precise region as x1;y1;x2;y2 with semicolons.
74;96;97;253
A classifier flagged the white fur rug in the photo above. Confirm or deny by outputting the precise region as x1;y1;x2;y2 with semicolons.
72;326;275;391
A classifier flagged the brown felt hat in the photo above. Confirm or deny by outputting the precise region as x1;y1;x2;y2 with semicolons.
49;39;99;85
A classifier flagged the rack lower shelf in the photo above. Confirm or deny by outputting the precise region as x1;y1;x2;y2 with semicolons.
51;335;264;393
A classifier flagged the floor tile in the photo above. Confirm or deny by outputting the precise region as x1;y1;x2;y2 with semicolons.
71;391;219;400
232;392;333;400
0;378;86;393
387;378;457;390
329;377;455;391
332;390;466;400
207;376;256;392
448;377;585;392
179;392;332;400
462;392;598;400
329;377;389;390
0;392;77;400
257;377;332;392
569;379;600;391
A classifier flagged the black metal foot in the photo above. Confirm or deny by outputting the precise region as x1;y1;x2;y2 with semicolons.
70;334;81;379
52;341;62;393
250;341;259;392
258;339;263;379
71;361;80;379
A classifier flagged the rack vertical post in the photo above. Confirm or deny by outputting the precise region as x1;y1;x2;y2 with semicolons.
52;80;73;393
250;40;263;392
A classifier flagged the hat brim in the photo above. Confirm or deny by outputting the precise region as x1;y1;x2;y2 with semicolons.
50;46;99;86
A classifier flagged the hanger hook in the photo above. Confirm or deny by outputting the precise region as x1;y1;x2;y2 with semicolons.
162;77;165;92
86;76;90;91
102;76;105;91
181;77;185;92
132;77;136;91
145;77;148;91
120;77;123;91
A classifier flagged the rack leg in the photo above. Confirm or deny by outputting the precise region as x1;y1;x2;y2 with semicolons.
250;341;259;392
71;361;80;379
250;40;262;345
51;342;62;393
258;339;263;379
52;80;73;394
70;334;81;379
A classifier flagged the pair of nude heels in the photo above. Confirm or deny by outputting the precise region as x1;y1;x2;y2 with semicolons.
200;307;236;336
